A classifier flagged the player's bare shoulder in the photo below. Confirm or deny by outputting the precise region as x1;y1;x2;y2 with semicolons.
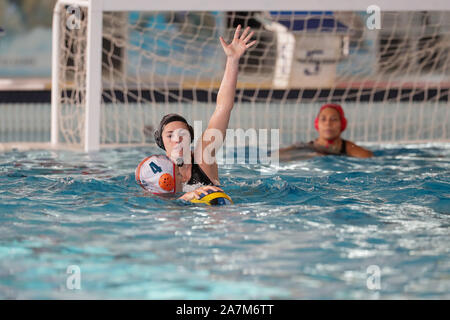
346;141;373;158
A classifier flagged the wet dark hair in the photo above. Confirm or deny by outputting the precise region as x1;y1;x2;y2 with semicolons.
154;114;194;150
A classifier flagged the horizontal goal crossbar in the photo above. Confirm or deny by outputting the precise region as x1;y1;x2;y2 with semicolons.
59;0;450;12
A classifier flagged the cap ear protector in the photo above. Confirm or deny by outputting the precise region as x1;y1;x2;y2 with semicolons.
314;103;347;132
154;114;194;150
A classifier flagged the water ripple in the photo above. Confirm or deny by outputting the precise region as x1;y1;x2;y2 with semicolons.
0;144;449;299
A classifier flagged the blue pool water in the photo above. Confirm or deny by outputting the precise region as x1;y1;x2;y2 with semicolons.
0;144;449;299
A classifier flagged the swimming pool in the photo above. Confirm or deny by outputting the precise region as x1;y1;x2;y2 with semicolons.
0;143;449;299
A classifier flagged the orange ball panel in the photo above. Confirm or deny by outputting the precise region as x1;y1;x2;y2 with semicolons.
159;173;174;191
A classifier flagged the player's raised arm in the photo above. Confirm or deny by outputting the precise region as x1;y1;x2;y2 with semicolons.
198;25;257;152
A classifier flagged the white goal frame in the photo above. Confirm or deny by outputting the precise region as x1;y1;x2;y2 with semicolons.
51;0;450;152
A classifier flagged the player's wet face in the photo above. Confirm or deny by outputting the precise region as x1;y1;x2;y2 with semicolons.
162;121;191;162
318;108;342;140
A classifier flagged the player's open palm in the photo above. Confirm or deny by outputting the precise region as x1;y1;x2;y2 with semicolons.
220;25;257;60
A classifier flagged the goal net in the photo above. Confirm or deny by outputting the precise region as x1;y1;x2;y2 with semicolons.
52;1;450;151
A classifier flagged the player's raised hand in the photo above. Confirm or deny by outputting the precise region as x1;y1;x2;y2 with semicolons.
219;25;257;60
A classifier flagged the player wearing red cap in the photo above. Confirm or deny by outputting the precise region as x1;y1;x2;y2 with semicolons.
280;104;373;159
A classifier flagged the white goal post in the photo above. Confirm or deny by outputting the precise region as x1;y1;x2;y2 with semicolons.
51;0;450;152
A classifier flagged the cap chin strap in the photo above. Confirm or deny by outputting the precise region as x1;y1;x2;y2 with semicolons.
176;158;184;167
325;139;335;148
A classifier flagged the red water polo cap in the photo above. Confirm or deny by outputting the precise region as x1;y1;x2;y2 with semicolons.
314;103;347;132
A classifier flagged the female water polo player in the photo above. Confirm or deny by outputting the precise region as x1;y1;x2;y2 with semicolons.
280;103;373;159
136;26;255;203
152;25;256;189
